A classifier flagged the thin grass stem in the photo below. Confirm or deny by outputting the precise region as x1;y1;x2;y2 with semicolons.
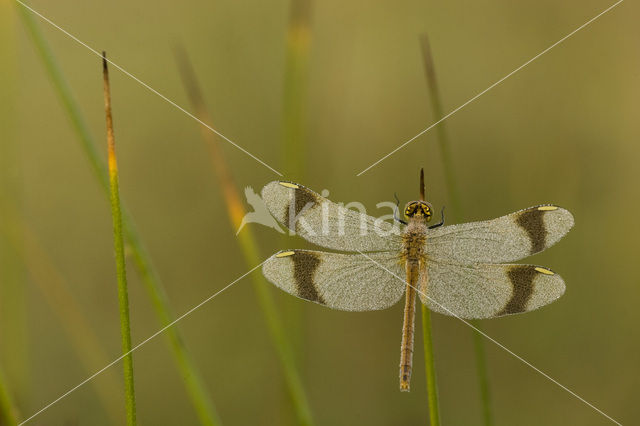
175;47;315;426
419;169;441;425
420;34;493;426
419;35;460;217
102;53;137;426
472;329;492;425
280;0;313;398
18;11;222;426
421;305;440;425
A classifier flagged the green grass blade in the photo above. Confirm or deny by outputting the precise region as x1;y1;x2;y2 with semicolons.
240;233;315;426
419;169;441;425
471;329;492;425
1;212;124;422
282;0;312;181
281;0;313;390
421;305;441;426
175;48;315;426
420;33;493;426
102;54;137;426
419;35;460;217
1;4;28;415
0;365;19;426
16;7;107;187
18;10;222;426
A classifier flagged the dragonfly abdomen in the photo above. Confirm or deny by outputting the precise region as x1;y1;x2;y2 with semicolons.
399;261;419;392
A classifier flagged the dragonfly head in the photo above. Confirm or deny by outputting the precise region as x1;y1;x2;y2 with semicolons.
404;201;433;221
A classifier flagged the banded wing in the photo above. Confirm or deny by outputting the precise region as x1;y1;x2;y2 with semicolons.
262;181;403;252
262;250;406;311
418;261;565;319
426;205;574;264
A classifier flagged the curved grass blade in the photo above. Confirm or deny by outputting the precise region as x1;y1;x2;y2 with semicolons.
420;33;493;426
18;10;222;426
1;212;123;422
175;47;315;426
0;2;29;407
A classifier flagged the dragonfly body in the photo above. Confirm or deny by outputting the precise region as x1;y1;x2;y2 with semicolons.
399;203;430;391
260;178;574;391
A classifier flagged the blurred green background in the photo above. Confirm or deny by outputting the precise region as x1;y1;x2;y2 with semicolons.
1;0;638;424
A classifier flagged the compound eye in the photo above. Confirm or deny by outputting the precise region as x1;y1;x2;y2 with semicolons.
404;203;418;218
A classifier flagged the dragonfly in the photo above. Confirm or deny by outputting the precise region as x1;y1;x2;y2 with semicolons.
261;171;574;391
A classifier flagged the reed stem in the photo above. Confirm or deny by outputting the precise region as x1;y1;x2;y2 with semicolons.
19;11;222;425
103;53;137;426
420;33;493;426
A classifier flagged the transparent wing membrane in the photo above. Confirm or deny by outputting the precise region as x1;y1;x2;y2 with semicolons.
419;261;566;319
425;205;574;264
263;250;406;311
262;181;403;252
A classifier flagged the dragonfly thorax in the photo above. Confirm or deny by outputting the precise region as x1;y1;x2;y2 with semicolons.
402;221;427;263
404;201;433;221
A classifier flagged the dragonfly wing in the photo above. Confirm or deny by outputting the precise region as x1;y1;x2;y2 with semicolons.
263;250;406;311
425;205;574;264
418;260;565;319
262;181;403;252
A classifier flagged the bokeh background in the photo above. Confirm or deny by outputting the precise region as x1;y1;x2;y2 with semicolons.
1;0;638;424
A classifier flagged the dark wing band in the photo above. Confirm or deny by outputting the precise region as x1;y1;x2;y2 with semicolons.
263;249;406;311
425;205;574;264
418;260;565;319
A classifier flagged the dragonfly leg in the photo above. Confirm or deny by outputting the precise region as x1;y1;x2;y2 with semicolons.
394;193;408;225
428;206;445;229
